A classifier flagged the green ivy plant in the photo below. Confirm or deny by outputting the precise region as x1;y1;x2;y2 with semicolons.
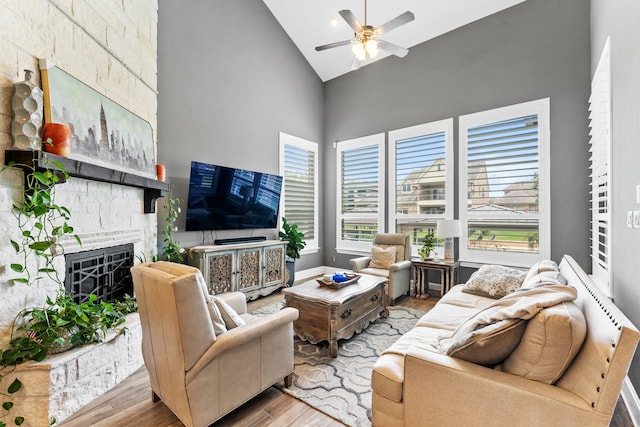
161;194;184;263
0;148;134;426
1;149;81;286
279;217;306;260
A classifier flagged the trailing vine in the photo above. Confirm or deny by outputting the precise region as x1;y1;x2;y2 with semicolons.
0;149;135;426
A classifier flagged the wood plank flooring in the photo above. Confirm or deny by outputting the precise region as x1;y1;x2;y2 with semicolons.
60;290;633;427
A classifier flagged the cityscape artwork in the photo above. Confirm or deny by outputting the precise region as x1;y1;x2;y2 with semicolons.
41;65;156;178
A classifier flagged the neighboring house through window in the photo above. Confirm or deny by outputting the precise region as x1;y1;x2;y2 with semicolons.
279;132;318;254
459;98;551;267
388;119;454;258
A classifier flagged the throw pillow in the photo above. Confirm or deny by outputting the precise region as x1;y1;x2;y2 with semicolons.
502;301;586;384
524;259;559;283
206;296;228;335
211;295;246;329
369;245;397;269
462;264;527;299
444;319;527;366
520;271;567;290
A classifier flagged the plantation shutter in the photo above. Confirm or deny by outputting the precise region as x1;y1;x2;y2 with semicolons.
467;115;540;210
336;133;385;251
589;38;612;292
341;144;379;241
460;98;550;266
283;144;315;240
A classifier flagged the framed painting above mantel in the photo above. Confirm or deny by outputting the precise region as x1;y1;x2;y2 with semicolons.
39;59;156;179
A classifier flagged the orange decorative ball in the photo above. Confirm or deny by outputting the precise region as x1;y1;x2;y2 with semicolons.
42;123;72;157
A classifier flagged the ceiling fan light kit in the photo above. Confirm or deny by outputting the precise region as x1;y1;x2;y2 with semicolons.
315;0;415;65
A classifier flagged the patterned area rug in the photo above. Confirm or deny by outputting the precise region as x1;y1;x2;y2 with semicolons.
251;303;426;426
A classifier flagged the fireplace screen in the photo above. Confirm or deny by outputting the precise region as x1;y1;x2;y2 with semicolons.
64;243;134;304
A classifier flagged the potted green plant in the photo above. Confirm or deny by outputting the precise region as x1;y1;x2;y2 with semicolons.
418;230;435;261
279;217;306;286
160;193;184;263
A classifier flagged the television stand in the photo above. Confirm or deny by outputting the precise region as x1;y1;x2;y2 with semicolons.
214;236;267;245
188;239;287;301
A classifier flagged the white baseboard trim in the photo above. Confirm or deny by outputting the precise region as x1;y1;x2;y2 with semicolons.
622;376;640;426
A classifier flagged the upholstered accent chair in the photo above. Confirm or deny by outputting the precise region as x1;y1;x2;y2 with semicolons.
349;233;412;305
131;261;299;427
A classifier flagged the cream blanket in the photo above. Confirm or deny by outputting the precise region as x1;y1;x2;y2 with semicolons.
439;285;577;354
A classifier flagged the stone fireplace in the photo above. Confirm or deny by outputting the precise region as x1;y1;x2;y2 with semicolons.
0;1;160;424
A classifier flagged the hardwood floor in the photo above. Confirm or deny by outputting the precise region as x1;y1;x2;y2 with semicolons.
60;290;633;427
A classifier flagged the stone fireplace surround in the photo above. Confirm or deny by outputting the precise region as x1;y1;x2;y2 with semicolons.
0;153;169;425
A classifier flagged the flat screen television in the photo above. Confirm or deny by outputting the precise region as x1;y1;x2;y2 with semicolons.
185;161;283;232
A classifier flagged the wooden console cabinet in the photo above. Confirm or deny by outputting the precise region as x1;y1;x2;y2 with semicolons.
187;240;287;300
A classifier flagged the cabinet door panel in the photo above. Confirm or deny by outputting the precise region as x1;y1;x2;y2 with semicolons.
206;251;234;294
237;248;261;291
263;245;285;286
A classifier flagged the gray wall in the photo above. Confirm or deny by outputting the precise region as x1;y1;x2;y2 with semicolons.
322;0;591;274
591;0;640;393
157;0;324;271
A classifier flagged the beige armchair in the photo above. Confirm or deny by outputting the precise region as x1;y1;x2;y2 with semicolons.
131;261;299;427
349;233;412;305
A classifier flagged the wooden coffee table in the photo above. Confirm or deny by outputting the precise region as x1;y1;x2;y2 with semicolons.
281;274;388;357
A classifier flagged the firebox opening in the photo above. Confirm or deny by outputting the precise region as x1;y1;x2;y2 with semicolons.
65;243;134;304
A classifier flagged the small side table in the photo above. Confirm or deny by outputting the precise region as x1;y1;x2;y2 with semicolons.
413;259;460;299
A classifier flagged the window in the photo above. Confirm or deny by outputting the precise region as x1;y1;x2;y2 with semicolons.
336;133;385;253
459;99;550;266
388;120;454;258
589;38;612;295
279;132;318;253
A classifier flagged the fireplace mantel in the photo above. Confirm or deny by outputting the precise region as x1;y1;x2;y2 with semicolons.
5;149;169;213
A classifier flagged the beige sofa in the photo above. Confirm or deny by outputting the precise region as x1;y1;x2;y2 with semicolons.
371;255;640;427
131;261;299;427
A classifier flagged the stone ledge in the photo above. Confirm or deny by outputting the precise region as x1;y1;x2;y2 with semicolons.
4;313;143;425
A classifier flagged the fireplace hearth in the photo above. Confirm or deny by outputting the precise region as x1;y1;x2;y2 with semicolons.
64;243;134;304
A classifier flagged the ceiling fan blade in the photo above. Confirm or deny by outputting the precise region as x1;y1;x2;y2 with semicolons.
378;40;410;58
376;11;415;35
339;9;363;33
315;39;353;52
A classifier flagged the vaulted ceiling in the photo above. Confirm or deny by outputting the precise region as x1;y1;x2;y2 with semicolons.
263;0;527;81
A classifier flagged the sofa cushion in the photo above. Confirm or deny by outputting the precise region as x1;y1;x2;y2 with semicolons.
521;270;567;289
462;264;527;299
369;245;396;269
501;301;586;384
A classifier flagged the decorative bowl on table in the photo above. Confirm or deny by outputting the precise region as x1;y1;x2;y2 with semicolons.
317;273;361;289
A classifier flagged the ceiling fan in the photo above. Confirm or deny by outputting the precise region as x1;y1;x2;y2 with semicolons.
315;0;415;70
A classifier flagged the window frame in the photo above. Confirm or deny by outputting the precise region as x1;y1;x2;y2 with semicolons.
388;119;454;259
279;132;319;254
335;133;385;254
458;98;551;267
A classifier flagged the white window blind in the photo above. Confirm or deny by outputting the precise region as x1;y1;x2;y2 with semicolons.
589;38;612;295
336;133;385;253
459;99;550;266
388;119;454;258
279;132;318;253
